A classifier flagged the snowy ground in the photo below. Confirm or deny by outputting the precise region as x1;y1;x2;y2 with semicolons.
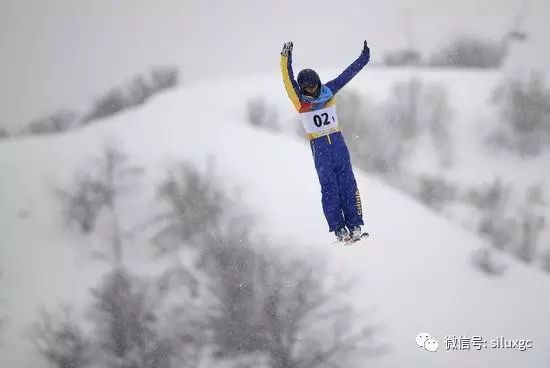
1;67;550;367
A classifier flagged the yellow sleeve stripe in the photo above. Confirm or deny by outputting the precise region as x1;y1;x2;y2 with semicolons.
324;98;336;107
280;55;302;111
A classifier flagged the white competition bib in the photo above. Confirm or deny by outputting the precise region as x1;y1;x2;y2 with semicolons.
299;105;339;135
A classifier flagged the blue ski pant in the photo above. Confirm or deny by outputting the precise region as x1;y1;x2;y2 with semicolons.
310;131;364;232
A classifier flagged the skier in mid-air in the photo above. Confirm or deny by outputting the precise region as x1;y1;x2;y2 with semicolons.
280;40;370;243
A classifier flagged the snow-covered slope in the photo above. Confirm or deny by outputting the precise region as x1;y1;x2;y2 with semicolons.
1;69;550;367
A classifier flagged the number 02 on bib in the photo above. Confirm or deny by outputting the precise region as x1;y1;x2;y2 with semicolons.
299;105;339;136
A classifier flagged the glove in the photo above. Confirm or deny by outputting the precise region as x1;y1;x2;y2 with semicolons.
281;41;293;57
362;40;370;57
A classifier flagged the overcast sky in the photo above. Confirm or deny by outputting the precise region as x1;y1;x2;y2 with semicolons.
0;0;547;130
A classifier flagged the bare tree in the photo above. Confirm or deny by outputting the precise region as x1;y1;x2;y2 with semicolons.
208;242;386;368
128;76;153;106
469;179;514;251
0;127;10;139
153;160;229;256
515;186;546;264
204;223;267;357
423;84;454;167
32;306;92;368
429;35;505;68
387;78;422;141
83;68;178;124
84;87;128;123
246;97;279;131
25;110;80;135
339;79;451;174
88;267;205;368
382;79;453;170
417;175;457;211
262;251;385;368
337;90;405;174
32;267;206;368
383;49;421;66
57;171;105;234
489;71;550;156
57;144;143;266
471;248;507;276
467;181;549;267
150;66;179;91
93;145;143;265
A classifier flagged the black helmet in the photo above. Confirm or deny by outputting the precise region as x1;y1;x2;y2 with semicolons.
297;69;321;91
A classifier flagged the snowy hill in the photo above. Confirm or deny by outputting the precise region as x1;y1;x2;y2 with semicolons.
1;68;550;367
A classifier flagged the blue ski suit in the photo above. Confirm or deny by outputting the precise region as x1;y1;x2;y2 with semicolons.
280;46;370;233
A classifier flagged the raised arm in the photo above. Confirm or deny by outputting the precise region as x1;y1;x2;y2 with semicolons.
280;42;302;111
326;41;370;95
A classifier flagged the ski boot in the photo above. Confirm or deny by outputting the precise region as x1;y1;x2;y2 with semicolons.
346;225;369;244
335;227;350;242
349;225;363;241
